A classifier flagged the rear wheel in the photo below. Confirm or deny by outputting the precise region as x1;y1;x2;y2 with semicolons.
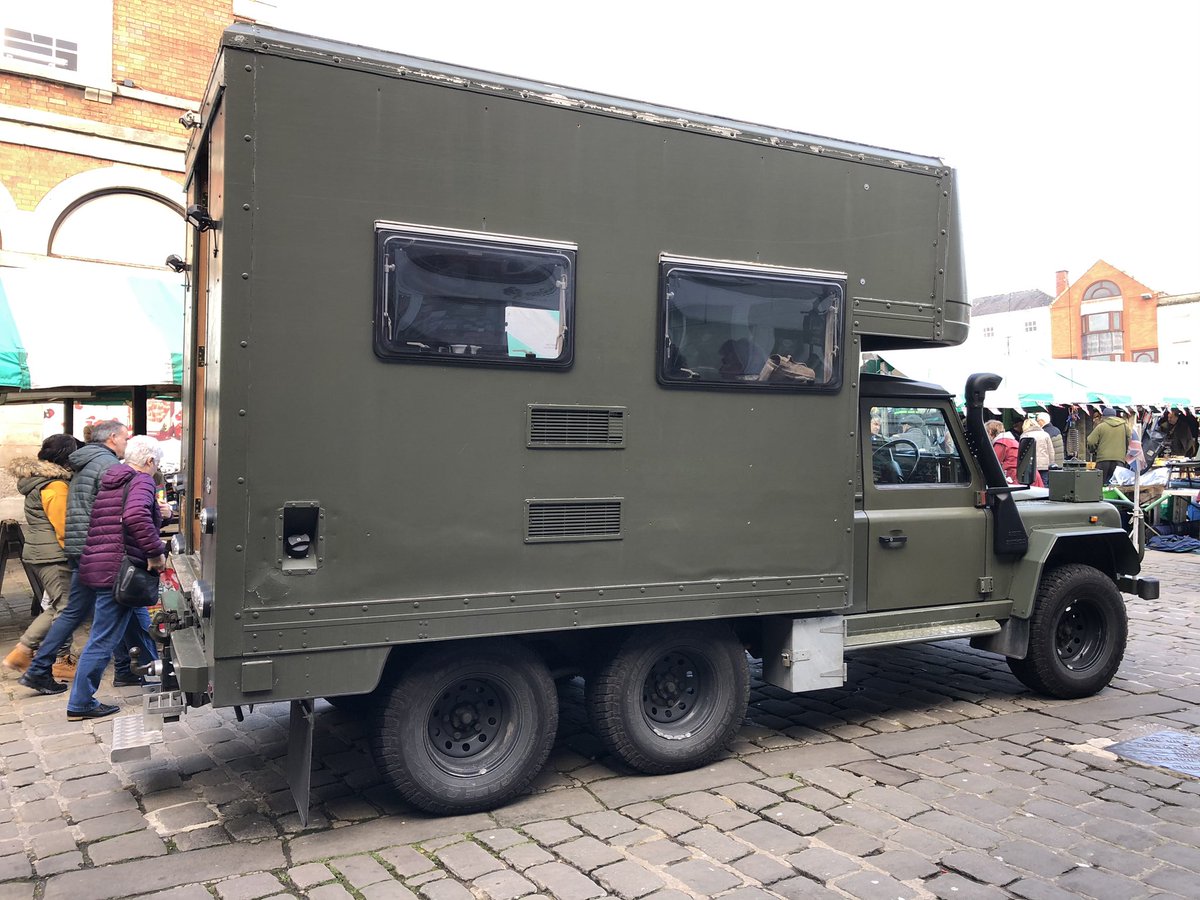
587;622;749;774
371;638;558;814
1007;564;1127;699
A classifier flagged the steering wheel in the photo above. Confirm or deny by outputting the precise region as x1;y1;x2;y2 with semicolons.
873;438;921;482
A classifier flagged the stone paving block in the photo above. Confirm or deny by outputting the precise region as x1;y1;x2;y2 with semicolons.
1144;864;1200;896
592;859;665;899
1078;817;1161;851
434;841;503;880
499;842;554;871
555;835;623;871
797;766;875;798
525;861;605;900
783;785;841;811
718;782;784;811
172;826;231;852
926;872;1010;899
762;801;833;835
817;823;884;857
833;869;915;900
744;743;874;777
937;791;1014;826
718;889;779;900
728;819;808;855
0;852;32;881
34;851;83;876
376;846;435;878
214;872;286;900
58;772;124;798
572;809;640;839
465;868;532;900
521;819;583;845
705;807;760;831
869;847;939;880
152;801;219;832
770;876;844;898
138;887;215;900
86;829;168;865
31;829;77;858
475;829;526;851
637;808;697;836
15;797;60;823
1151;842;1200;873
628;839;691;866
360;882;418;900
992;839;1075;878
731;851;796;885
308;884;356;900
941;849;1020;886
909;809;1003;849
289;862;335;888
1058;866;1155;899
331;853;393;888
786;847;861;881
662;858;743;895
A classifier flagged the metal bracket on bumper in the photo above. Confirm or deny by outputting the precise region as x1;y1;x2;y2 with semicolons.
1118;574;1160;600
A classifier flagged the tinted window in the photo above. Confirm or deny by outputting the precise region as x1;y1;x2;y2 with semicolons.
659;259;843;390
375;226;575;368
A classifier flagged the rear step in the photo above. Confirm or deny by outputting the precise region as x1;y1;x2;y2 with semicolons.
845;619;1002;651
110;691;188;762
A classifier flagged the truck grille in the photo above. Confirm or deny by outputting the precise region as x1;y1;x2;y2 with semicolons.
526;499;623;542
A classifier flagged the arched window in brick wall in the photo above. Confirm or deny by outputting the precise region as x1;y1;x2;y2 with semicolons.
1082;280;1121;301
49;190;183;267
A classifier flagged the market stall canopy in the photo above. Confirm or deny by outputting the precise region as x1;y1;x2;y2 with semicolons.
864;346;1200;412
0;258;184;402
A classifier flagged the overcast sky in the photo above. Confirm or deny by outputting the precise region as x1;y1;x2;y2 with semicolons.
244;0;1200;300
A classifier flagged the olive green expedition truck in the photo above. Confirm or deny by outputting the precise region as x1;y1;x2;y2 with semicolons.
118;25;1159;821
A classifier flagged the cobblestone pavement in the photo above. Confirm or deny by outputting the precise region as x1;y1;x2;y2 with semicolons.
1;552;1197;900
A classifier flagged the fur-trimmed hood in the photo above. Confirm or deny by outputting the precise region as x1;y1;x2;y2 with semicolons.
8;457;73;492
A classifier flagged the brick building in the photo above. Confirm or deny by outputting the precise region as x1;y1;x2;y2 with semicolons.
0;0;238;453
1049;260;1160;362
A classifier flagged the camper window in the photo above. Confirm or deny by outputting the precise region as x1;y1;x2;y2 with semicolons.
374;225;575;368
658;259;842;391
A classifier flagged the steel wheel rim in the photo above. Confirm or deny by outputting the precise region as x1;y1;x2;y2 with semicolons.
1055;599;1107;671
425;676;514;775
640;649;716;736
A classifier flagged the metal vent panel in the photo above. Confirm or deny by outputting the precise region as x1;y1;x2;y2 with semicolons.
526;499;623;542
528;405;626;448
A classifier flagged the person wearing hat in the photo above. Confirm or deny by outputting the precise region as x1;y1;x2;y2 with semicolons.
1086;406;1131;482
1023;416;1054;486
1036;412;1064;470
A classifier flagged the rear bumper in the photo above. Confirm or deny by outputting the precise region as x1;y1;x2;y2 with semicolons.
1117;574;1160;600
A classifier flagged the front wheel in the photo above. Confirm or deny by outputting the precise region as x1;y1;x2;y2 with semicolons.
371;638;558;815
1007;564;1128;699
586;622;749;774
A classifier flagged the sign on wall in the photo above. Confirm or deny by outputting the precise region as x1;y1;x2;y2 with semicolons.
1;0;113;89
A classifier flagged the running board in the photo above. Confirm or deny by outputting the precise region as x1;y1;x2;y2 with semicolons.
109;691;187;763
845;619;1002;651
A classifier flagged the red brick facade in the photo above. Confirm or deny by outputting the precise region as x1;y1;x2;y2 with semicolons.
1;0;235;214
1049;260;1160;362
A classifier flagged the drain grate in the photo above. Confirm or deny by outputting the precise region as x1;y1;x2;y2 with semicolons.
1107;730;1200;778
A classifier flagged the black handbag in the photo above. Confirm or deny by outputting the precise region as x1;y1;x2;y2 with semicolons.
112;482;161;608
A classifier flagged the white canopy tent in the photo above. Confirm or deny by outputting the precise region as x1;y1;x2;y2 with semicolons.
865;346;1200;414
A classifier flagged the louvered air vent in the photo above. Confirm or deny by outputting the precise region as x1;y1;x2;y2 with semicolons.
528;405;626;448
526;499;623;543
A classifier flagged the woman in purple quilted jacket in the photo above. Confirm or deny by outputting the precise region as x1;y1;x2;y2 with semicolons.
67;436;165;721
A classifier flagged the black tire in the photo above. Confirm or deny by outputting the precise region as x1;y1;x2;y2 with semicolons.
586;622;749;775
1007;563;1128;699
371;638;557;815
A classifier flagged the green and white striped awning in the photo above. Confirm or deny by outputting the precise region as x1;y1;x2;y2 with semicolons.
0;259;184;395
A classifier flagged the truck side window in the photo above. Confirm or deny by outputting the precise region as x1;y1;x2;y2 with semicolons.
658;257;843;391
374;225;576;368
869;405;970;486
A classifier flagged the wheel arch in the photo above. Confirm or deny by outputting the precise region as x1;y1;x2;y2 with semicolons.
1008;527;1139;619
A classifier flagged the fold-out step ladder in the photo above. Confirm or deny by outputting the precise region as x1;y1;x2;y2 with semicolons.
110;691;187;762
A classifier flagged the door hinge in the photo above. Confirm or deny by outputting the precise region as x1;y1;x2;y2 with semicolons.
197;346;206;367
978;575;994;594
193;498;202;520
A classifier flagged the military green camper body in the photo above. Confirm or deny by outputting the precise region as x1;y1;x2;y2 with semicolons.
130;25;1156;817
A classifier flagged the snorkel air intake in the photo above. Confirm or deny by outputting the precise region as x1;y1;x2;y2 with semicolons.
964;373;1028;557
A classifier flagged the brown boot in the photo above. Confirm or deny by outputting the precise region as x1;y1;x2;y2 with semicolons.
2;643;33;674
52;655;77;681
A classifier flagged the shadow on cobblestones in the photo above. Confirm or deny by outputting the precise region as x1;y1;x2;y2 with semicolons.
1;551;1198;899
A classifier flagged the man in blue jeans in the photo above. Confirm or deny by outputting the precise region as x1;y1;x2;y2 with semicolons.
19;420;156;695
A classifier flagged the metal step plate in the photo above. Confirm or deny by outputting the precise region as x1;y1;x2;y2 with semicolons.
110;714;164;763
846;619;1002;650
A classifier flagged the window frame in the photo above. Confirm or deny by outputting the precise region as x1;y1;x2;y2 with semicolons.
656;254;846;393
373;222;577;371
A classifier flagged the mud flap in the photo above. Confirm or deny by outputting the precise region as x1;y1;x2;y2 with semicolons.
287;699;314;827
